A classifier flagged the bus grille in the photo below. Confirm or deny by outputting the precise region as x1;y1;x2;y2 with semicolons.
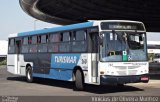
117;71;127;75
128;70;137;75
114;66;139;75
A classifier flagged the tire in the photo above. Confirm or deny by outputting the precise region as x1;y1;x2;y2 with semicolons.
117;84;124;87
75;69;84;91
26;66;33;83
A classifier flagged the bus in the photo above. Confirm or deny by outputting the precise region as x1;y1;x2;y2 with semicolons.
7;20;149;90
153;54;160;63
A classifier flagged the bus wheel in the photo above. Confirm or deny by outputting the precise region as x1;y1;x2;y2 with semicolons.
117;84;124;87
75;69;84;91
26;66;33;83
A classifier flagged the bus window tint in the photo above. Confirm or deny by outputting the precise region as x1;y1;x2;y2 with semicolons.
8;39;15;53
60;32;70;52
22;37;29;53
48;44;59;52
32;36;37;44
62;32;70;41
50;33;60;42
49;33;60;52
29;36;38;53
23;37;28;45
75;30;86;41
38;35;48;52
41;35;47;43
72;30;87;52
10;39;15;46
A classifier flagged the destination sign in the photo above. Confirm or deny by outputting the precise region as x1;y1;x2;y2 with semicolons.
109;25;137;30
101;22;145;31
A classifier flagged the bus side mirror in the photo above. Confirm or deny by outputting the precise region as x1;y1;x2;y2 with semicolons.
99;33;104;46
99;36;104;47
99;38;103;45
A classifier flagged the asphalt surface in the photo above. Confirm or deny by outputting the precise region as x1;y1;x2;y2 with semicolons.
0;65;160;96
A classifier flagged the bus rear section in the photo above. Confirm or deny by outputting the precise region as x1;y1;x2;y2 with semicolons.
7;37;32;76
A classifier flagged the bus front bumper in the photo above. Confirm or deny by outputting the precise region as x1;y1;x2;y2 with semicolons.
100;74;149;85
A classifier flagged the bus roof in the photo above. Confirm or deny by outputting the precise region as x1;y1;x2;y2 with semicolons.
9;20;144;38
17;22;94;37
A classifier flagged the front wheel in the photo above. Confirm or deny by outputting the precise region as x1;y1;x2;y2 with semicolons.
26;66;33;83
75;69;84;91
117;84;124;87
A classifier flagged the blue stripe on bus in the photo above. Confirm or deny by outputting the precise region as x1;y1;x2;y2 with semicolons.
18;22;94;37
32;54;82;81
33;69;73;81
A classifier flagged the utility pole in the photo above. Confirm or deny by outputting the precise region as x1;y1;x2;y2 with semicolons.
34;19;38;30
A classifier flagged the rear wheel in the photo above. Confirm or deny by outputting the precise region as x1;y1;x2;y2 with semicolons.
26;66;33;83
75;69;84;91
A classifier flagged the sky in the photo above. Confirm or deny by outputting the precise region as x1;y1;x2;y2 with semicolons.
147;32;160;41
0;0;159;41
0;0;58;40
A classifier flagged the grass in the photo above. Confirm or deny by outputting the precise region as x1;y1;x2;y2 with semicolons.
0;59;7;66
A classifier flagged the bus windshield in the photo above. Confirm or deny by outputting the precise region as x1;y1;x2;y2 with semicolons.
100;31;147;62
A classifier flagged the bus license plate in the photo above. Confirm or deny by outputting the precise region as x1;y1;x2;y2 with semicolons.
141;77;149;81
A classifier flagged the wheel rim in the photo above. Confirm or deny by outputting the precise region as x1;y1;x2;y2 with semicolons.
27;70;31;80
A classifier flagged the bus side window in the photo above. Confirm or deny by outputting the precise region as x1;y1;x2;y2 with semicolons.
38;35;48;52
22;37;29;53
72;30;87;52
60;32;70;52
75;30;86;41
50;33;60;42
32;36;37;44
8;38;15;54
50;34;54;42
90;33;98;53
48;33;60;52
62;32;70;42
29;36;38;53
23;37;28;45
41;35;47;44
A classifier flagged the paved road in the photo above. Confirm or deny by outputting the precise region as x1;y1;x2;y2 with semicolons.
0;65;160;96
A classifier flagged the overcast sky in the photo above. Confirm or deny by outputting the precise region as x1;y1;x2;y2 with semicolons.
0;0;58;40
0;0;159;41
147;32;160;41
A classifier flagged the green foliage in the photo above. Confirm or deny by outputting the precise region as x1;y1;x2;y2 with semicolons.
0;59;7;65
148;53;154;61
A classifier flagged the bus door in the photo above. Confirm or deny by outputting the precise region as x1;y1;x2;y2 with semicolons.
15;39;21;74
90;33;98;83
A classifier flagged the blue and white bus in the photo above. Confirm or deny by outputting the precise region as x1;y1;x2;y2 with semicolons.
7;20;149;90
